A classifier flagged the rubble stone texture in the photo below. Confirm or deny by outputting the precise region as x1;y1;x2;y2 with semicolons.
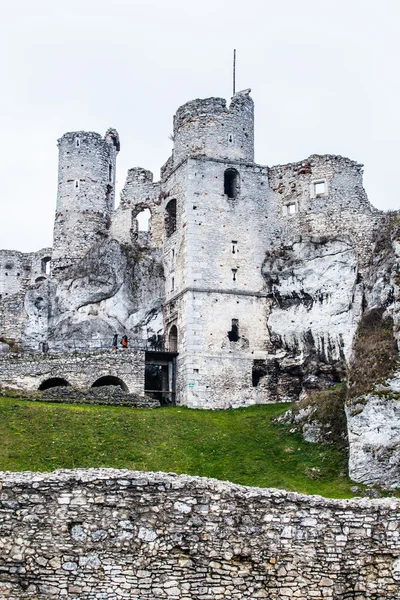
0;469;399;599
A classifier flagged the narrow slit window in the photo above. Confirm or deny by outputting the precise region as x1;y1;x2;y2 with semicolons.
171;277;175;292
232;268;237;282
75;138;80;148
232;240;237;254
109;163;112;182
75;180;80;191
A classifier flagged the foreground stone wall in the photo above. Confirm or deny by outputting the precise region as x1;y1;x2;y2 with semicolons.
0;469;399;599
0;350;145;395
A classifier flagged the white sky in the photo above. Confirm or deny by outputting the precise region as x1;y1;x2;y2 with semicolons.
1;0;400;252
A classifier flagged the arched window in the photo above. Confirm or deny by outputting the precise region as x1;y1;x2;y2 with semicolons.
136;208;151;232
224;169;240;199
168;325;178;352
165;199;177;238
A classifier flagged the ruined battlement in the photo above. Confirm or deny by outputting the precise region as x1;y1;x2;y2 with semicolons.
172;91;254;165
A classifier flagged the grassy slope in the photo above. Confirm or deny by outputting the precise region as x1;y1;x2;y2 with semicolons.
0;398;362;498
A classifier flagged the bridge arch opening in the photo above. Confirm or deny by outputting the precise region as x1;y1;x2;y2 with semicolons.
39;377;71;390
91;376;128;392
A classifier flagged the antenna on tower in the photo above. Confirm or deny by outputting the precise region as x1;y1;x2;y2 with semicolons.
233;49;236;95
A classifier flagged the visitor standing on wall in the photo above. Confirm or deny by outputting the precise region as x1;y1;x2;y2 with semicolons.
121;335;128;350
112;333;118;350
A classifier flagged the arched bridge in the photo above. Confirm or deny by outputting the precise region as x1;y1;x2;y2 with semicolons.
0;350;145;395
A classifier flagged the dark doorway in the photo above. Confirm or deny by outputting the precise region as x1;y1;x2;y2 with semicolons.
168;325;178;352
39;377;70;390
91;376;128;391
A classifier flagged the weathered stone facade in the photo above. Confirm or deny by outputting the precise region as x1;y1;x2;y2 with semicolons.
0;469;399;599
0;88;396;417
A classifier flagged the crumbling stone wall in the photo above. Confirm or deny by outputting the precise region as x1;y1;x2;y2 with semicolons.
0;350;145;395
0;248;52;343
113;167;163;248
0;469;399;599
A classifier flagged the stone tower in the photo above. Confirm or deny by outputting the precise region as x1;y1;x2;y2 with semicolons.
52;128;120;271
162;91;271;408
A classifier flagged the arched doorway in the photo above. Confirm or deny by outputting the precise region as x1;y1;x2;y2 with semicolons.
39;377;71;390
168;325;178;352
91;376;128;392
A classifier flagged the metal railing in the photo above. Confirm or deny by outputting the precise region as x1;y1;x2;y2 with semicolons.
39;335;170;355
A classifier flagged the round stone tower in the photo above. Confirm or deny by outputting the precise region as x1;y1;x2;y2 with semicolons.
52;128;120;270
172;89;254;164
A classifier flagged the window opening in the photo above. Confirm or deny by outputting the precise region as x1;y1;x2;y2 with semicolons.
75;138;80;148
228;319;239;342
228;134;233;143
109;163;112;182
75;180;80;191
232;240;237;254
232;268;237;282
165;199;177;238
283;203;296;216
136;208;151;232
314;181;326;196
171;277;175;292
41;256;51;275
224;168;240;199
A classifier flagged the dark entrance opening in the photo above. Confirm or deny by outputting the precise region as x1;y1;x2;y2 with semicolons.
91;376;128;392
39;377;71;390
145;350;177;405
168;325;178;352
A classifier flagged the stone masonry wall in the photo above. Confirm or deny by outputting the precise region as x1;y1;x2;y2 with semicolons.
0;350;145;395
0;469;399;599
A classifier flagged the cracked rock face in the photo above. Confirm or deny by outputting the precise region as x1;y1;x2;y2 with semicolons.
346;390;400;488
262;237;361;398
22;239;164;351
264;237;361;363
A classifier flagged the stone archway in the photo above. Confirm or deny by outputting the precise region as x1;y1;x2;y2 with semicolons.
39;377;71;390
91;376;128;392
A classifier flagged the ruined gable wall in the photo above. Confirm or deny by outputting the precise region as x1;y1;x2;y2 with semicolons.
0;469;399;600
268;154;380;268
112;167;163;248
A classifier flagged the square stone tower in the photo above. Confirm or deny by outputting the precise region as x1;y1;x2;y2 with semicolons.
161;91;273;408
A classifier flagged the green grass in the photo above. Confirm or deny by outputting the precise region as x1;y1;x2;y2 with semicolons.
0;397;378;498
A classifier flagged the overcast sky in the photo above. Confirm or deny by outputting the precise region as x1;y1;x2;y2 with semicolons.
1;0;399;252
